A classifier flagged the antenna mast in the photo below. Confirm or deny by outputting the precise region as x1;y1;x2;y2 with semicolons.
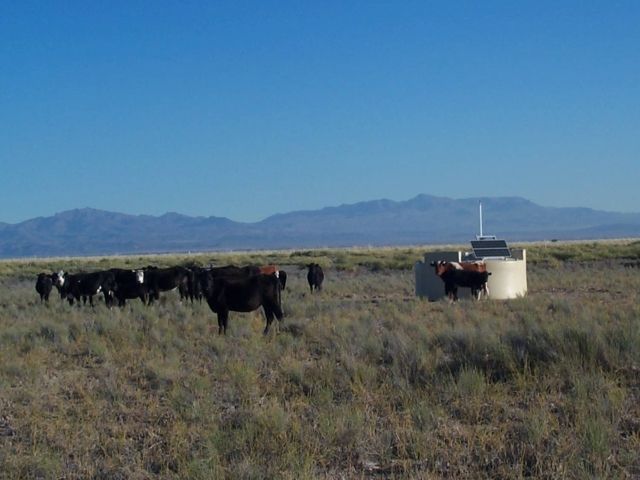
479;201;483;238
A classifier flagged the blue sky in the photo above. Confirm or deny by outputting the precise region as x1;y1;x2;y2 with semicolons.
2;1;639;224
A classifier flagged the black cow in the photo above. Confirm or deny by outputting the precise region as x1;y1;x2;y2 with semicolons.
204;273;283;335
110;268;148;307
197;265;262;298
278;270;287;291
144;266;190;303
51;271;68;301
211;265;261;277
55;270;117;307
52;271;83;304
179;268;198;303
73;271;118;307
306;263;324;293
258;265;287;290
178;265;216;303
35;273;54;303
434;266;491;302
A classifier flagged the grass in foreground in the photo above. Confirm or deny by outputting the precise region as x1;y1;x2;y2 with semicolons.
0;242;639;478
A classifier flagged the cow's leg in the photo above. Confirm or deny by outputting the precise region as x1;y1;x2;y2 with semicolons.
273;304;284;331
273;302;284;322
217;310;229;335
446;284;458;302
263;307;275;335
445;283;454;302
223;312;229;334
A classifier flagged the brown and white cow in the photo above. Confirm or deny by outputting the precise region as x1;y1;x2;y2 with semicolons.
430;261;490;301
432;260;487;275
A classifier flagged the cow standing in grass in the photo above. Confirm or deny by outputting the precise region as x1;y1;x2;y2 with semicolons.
259;265;287;290
306;263;324;293
52;270;118;307
111;268;148;306
431;261;490;301
35;273;54;303
204;273;284;335
144;266;190;303
196;265;260;298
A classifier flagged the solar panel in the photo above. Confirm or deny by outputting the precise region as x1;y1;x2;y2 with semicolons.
470;239;512;259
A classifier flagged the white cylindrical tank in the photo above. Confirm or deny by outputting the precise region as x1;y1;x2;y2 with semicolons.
483;250;527;300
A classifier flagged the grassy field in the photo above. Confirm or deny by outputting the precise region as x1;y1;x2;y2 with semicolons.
1;241;639;478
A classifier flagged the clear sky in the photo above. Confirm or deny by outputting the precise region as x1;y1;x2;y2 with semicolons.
2;1;639;224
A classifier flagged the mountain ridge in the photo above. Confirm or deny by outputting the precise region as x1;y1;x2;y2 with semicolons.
1;195;639;258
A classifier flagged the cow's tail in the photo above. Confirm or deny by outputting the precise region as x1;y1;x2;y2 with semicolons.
276;274;283;319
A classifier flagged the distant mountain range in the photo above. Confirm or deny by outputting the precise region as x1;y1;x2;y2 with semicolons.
1;194;640;258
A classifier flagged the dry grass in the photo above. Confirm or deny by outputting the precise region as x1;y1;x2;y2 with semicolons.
1;241;639;478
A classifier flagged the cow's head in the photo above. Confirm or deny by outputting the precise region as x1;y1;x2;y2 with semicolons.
53;270;66;286
430;261;449;277
135;270;144;284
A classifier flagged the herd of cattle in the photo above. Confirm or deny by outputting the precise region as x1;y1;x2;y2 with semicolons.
32;258;489;333
34;263;325;334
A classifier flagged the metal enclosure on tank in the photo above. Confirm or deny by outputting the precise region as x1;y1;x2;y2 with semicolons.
414;248;527;301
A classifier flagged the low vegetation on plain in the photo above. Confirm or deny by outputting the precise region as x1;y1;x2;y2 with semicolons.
1;240;639;478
